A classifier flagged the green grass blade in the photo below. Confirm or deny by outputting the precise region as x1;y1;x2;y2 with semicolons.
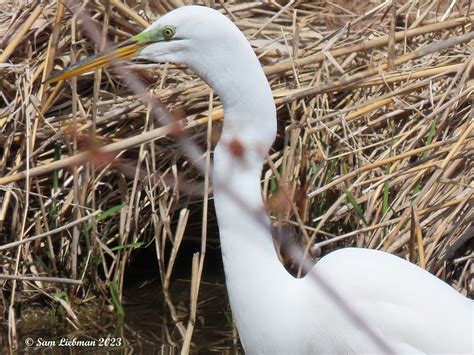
109;281;125;318
86;203;125;232
96;204;125;222
344;188;368;226
110;242;144;252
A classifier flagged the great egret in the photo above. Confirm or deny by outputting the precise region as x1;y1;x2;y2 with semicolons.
49;5;473;354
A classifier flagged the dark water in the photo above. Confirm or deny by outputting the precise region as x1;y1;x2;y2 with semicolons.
1;216;242;353
1;210;237;353
2;276;241;354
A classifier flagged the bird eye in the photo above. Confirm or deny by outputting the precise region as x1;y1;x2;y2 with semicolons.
162;26;176;40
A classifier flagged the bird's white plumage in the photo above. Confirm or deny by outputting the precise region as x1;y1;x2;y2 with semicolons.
138;6;473;354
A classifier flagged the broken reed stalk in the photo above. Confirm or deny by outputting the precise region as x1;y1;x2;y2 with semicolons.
0;210;101;251
181;252;200;355
0;274;82;285
0;4;44;63
410;205;426;268
164;208;189;290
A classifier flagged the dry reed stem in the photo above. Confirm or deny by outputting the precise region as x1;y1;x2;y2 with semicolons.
108;0;150;28
410;205;426;268
181;252;200;354
0;210;101;251
0;274;82;285
308;134;472;197
0;4;44;63
164;208;189;290
263;16;472;75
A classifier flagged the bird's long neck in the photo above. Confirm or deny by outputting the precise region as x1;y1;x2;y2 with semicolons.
187;25;294;338
208;46;279;267
213;141;279;276
184;24;278;262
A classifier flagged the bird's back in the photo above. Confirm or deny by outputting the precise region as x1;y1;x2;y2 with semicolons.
305;248;473;354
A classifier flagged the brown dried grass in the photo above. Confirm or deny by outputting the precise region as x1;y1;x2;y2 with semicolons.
0;0;472;351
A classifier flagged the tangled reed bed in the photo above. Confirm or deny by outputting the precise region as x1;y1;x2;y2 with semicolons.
0;0;472;350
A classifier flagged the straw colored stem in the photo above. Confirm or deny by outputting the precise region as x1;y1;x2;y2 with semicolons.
108;0;150;28
263;16;472;75
0;274;82;285
0;4;43;63
308;135;472;198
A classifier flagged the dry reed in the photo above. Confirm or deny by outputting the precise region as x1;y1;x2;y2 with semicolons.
0;0;472;351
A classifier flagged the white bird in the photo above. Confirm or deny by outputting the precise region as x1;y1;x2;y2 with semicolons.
49;5;473;354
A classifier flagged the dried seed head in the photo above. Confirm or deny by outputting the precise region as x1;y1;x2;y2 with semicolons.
228;139;245;158
168;119;185;138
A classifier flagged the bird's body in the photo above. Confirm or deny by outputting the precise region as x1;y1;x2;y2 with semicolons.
51;5;473;354
221;244;472;353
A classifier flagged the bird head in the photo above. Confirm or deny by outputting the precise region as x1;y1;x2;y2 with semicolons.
46;6;244;83
47;5;277;162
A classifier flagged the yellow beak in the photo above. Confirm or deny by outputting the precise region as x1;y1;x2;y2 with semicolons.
46;41;147;84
